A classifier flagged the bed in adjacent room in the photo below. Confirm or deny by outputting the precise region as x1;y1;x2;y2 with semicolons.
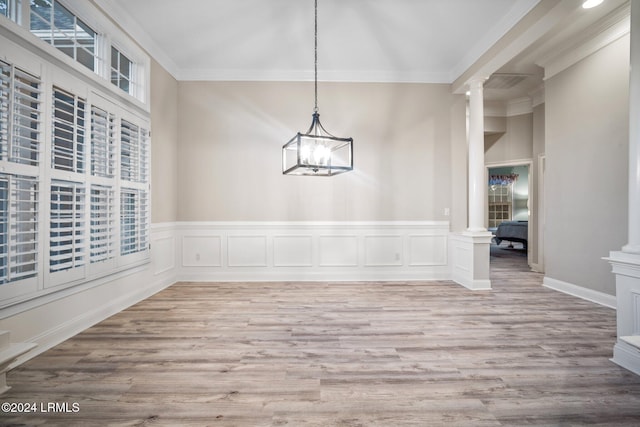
494;220;528;250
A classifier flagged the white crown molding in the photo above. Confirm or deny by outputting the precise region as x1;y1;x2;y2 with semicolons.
93;0;181;79
530;84;545;107
483;97;533;117
507;97;533;116
537;3;630;80
176;68;452;84
484;101;508;117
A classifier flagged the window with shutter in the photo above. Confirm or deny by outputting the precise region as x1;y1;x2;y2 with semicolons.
52;87;85;173
120;119;139;182
1;5;150;306
0;174;38;285
90;105;115;178
90;184;114;263
0;58;41;292
120;188;148;256
50;181;85;273
1;60;42;166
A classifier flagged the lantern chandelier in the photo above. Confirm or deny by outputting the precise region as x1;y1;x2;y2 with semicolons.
282;0;353;176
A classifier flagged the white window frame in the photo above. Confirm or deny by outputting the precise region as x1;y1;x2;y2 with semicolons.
0;0;21;23
53;0;148;104
0;31;150;309
0;0;150;109
0;52;42;303
29;0;99;73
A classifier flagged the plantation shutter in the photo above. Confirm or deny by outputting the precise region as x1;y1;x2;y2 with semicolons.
0;174;38;284
120;119;148;183
50;181;86;272
0;59;41;288
120;118;149;258
90;184;114;263
120;188;148;256
52;87;86;173
90;105;115;178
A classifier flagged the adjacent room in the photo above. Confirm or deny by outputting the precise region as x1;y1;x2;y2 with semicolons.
1;0;640;424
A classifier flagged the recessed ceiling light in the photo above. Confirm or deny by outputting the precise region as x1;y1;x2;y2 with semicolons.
582;0;604;9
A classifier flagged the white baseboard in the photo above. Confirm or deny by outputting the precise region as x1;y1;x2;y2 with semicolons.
530;263;544;273
10;275;175;369
178;269;452;283
612;341;640;376
452;277;492;291
543;276;616;309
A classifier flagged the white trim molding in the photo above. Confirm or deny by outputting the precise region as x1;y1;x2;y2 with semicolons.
0;225;178;370
507;97;533;117
543;276;616;309
538;3;630;80
174;221;451;282
449;231;493;291
607;251;640;376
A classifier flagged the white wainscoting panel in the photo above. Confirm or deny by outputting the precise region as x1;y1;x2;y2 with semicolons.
319;236;359;267
153;236;175;275
365;236;403;266
273;236;313;267
228;236;268;267
175;221;451;282
182;236;222;267
409;235;448;266
453;246;471;273
152;223;177;276
449;232;492;290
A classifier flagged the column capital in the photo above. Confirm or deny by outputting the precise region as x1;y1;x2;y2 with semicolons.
467;76;489;90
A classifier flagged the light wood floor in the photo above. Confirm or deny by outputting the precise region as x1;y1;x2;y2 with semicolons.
2;244;640;426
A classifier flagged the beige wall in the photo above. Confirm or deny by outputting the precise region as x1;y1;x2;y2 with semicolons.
484;116;506;135
176;81;465;223
449;95;469;232
545;35;630;295
485;113;534;164
150;59;179;223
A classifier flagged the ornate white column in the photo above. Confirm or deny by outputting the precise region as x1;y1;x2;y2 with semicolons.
609;0;640;376
450;77;492;291
467;78;487;232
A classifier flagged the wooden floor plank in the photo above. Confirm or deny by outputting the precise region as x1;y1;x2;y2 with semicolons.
2;244;640;426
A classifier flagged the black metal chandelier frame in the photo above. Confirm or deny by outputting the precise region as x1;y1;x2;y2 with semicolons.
282;0;353;176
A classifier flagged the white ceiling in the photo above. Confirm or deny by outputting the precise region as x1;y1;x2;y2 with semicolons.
96;0;630;104
97;0;542;83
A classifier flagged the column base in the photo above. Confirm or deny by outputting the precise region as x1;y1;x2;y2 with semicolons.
450;231;493;290
612;341;640;376
606;251;640;376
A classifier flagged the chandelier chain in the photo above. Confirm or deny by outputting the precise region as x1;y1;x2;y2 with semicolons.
314;0;318;112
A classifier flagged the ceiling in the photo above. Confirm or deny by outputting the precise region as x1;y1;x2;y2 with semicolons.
97;0;629;101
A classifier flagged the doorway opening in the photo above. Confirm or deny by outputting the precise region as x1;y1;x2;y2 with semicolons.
487;163;532;266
